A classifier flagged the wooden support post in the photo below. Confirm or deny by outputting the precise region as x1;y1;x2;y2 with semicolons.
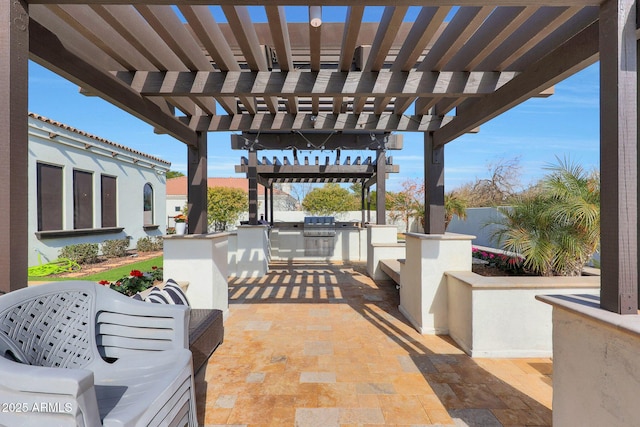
599;0;638;314
263;183;268;222
367;186;371;224
0;1;28;293
361;180;366;226
248;151;258;225
269;184;274;226
376;149;386;224
187;131;208;234
424;132;445;234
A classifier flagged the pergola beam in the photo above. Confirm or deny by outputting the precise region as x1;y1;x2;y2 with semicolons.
235;164;399;175
231;132;402;150
127;70;518;98
222;5;279;114
29;18;198;146
27;1;603;6
432;20;599;147
265;5;298;114
187;112;450;132
178;5;246;114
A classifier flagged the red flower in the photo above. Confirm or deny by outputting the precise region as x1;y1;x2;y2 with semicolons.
151;266;158;270
98;280;110;285
130;270;144;277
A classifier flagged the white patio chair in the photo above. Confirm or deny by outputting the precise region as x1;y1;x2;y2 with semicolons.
0;281;196;427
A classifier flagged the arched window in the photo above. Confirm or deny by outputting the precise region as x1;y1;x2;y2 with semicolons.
143;183;153;225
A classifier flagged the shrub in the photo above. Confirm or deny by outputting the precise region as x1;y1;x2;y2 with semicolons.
137;236;163;252
491;158;599;276
59;243;99;265
101;238;130;258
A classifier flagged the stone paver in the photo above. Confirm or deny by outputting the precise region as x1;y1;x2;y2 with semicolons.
196;262;552;426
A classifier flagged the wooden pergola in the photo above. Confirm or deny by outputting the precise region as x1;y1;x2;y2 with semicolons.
234;145;400;224
1;1;637;315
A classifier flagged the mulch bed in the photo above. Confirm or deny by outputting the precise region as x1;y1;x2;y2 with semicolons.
472;263;538;277
52;251;163;279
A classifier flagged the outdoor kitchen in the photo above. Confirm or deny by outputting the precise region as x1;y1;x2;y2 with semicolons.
269;217;366;262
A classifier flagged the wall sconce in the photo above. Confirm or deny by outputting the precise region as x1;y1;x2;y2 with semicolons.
309;6;322;27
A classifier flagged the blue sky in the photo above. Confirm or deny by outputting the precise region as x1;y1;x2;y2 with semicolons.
28;6;600;193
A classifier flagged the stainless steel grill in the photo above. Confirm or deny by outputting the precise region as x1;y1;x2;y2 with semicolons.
303;217;336;256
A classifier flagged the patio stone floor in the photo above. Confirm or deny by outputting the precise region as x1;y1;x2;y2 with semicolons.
195;262;552;427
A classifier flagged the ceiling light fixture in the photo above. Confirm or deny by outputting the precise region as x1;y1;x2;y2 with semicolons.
309;6;322;27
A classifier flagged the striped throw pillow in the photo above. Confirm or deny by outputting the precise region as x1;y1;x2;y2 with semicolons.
144;280;190;306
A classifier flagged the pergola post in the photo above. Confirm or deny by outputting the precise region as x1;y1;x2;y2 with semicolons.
248;151;258;225
366;186;371;223
376;149;386;224
187;131;208;234
361;180;366;226
423;132;445;234
599;0;638;314
0;0;28;293
269;184;274;226
263;183;268;222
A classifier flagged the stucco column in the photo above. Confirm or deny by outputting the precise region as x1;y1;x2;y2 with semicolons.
164;234;229;314
366;224;401;279
234;225;269;278
0;1;28;293
399;233;474;334
539;294;640;426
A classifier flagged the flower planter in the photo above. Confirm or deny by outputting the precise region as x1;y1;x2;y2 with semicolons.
446;271;600;357
175;222;187;235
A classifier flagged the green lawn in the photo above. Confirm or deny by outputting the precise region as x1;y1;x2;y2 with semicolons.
29;256;163;282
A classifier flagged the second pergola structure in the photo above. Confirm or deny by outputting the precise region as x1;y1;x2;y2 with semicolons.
233;132;401;225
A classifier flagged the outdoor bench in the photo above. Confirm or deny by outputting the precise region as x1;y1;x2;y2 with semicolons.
0;281;197;427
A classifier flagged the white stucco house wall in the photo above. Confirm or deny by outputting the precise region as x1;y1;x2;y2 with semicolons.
28;113;171;267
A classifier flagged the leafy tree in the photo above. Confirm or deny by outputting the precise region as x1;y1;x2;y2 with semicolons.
207;186;248;231
166;170;185;179
387;179;423;233
302;183;358;216
349;183;377;210
492;158;599;276
389;179;468;232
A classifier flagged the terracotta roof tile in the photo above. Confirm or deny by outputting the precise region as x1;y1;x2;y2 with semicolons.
167;176;273;196
29;112;171;166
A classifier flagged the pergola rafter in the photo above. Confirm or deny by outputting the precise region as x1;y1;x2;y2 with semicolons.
25;4;602;137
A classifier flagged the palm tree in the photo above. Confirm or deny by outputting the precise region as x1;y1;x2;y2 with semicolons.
412;192;468;232
492;158;599;276
444;193;468;229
